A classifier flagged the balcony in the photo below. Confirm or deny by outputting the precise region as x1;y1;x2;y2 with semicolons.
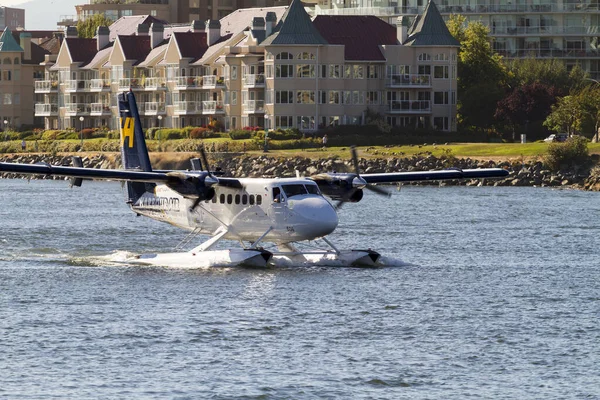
90;79;111;91
202;75;225;89
143;77;166;90
64;80;90;92
91;103;111;115
64;103;91;116
34;80;58;93
173;101;202;114
173;76;203;89
139;102;165;115
118;77;166;91
243;100;265;114
35;103;58;116
495;48;600;59
388;100;431;114
202;101;224;114
387;74;431;88
243;74;265;88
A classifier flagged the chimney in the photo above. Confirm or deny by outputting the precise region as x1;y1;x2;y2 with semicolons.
191;20;203;32
65;26;78;38
96;25;109;51
150;22;164;49
20;32;31;61
252;17;265;31
265;12;277;36
205;19;221;46
396;16;408;44
136;23;149;36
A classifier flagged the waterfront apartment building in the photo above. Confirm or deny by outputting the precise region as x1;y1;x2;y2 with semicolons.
61;0;290;27
0;28;57;130
0;7;25;31
311;0;600;78
38;0;458;132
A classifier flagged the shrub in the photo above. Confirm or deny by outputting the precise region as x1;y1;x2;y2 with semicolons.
190;127;216;139
182;126;195;139
155;129;185;140
146;127;159;140
41;130;62;140
229;129;253;140
81;128;95;139
544;135;591;171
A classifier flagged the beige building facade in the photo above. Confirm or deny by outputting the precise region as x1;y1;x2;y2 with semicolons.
38;0;458;132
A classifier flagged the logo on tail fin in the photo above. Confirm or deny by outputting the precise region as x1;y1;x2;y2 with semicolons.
120;117;135;148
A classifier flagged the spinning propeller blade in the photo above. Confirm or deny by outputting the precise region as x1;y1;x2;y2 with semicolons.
189;146;213;212
335;146;390;210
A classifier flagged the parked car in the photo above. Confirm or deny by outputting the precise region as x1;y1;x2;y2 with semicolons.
544;133;569;142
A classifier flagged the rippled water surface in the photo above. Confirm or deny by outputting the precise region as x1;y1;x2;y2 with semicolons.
1;180;599;399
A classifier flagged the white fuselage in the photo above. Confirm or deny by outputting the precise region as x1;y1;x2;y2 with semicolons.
130;178;339;244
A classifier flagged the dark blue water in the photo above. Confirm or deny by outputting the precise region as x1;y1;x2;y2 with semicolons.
1;180;599;399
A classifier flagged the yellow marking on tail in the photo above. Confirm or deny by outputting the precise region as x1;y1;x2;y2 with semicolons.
120;117;134;148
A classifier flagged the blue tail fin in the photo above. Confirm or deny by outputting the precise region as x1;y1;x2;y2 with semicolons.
118;91;155;203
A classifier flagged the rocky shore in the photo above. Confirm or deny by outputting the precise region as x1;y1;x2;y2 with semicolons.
2;153;599;191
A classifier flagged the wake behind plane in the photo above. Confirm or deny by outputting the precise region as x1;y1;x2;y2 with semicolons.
0;92;508;267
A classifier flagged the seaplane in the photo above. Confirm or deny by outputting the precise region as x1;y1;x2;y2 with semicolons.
0;91;508;268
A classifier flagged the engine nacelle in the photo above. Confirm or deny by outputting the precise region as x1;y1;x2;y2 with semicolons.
166;172;216;201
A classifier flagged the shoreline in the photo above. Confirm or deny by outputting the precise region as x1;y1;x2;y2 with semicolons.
1;152;599;191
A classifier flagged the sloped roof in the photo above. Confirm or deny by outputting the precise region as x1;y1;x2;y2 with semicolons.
117;35;159;65
38;36;62;54
313;16;397;61
0;27;24;52
26;42;51;65
81;43;113;69
173;32;208;62
403;0;459;46
108;15;168;41
261;0;327;46
220;6;287;36
65;38;98;64
137;43;168;67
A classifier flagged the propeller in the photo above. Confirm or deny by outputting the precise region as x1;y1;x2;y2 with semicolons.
335;146;390;210
189;146;214;212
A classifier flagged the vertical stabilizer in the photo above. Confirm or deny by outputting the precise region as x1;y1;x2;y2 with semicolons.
118;91;155;203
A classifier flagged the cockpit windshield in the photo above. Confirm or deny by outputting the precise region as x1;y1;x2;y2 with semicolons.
281;184;321;198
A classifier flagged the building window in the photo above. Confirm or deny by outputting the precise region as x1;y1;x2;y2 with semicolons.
231;66;238;80
433;117;449;130
276;52;293;60
418;65;431;75
366;91;379;105
275;65;293;78
367;65;379;79
353;65;364;79
296;90;315;104
2;70;11;81
275;90;294;104
418;53;431;61
297;52;315;60
231;91;237;105
3;93;11;104
434;91;449;105
329;65;341;79
329;91;341;104
266;65;273;78
275;116;293;128
344;65;352;79
434;65;449;79
434;53;449;61
297;116;315;130
296;64;315;78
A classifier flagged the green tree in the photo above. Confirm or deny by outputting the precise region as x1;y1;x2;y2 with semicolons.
506;58;587;95
77;14;113;39
543;95;583;135
447;15;508;130
575;85;600;138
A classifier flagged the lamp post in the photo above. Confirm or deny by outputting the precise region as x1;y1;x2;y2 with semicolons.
3;119;8;141
263;115;269;152
79;116;84;150
157;115;162;128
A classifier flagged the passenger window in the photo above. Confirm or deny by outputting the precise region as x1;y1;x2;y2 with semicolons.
249;195;255;205
235;194;240;204
220;194;225;204
242;194;248;205
257;195;262;205
227;194;233;204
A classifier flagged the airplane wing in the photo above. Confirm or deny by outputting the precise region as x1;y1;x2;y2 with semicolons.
361;167;509;183
0;161;173;183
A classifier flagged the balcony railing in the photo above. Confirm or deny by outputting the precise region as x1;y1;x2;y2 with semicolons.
387;74;431;88
139;102;165;115
173;101;201;114
243;100;265;114
144;77;166;90
388;100;431;114
90;79;111;91
91;103;111;114
495;48;600;59
173;76;203;89
492;25;600;36
202;75;225;88
64;103;91;115
34;80;58;92
202;101;224;114
35;103;58;116
64;80;90;92
118;77;165;90
243;74;265;88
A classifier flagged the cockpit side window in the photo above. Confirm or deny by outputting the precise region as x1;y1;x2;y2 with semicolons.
305;184;320;195
282;184;309;198
273;187;283;203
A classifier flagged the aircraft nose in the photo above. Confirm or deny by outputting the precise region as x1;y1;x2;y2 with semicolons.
290;197;338;238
